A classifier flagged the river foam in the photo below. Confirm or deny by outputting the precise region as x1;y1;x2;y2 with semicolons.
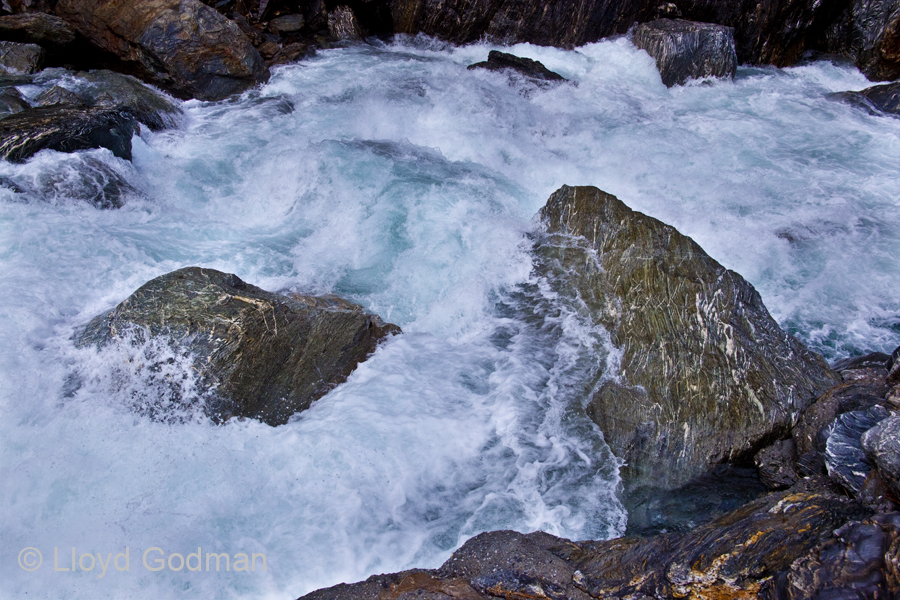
1;36;898;599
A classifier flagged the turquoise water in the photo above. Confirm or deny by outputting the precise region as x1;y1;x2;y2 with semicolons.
1;36;898;599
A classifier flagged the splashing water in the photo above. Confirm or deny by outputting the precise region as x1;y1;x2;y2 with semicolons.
1;35;898;599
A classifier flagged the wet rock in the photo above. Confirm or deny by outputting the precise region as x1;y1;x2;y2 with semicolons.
300;489;871;600
773;513;900;598
756;438;800;490
32;84;84;107
0;86;29;117
24;155;139;209
633;19;737;87
832;351;892;373
467;50;566;82
0;40;44;74
76;267;401;426
268;13;305;36
0;105;136;162
53;0;269;101
850;0;900;81
0;12;77;48
862;415;900;498
75;70;182;131
824;405;890;494
888;345;900;386
328;5;364;40
536;185;839;490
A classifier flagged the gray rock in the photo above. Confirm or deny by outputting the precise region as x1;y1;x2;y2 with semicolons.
862;415;900;497
75;70;182;131
633;19;737;87
268;14;306;36
0;13;77;48
0;86;29;117
53;0;269;101
0;40;43;74
0;105;136;162
536;185;839;490
824;405;890;494
755;439;800;490
467;50;566;82
76;267;401;426
32;84;84;107
328;5;363;40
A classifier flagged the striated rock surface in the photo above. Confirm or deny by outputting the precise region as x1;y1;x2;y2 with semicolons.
52;0;269;101
824;404;890;493
863;415;900;497
74;70;182;131
0;104;136;161
298;489;880;600
467;50;566;82
0;12;77;48
327;5;364;40
633;18;737;86
755;438;800;489
849;0;900;81
76;267;400;425
536;185;839;490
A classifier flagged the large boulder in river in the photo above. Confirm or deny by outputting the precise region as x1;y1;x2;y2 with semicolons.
0;40;44;74
862;415;900;497
76;267;400;425
633;19;737;87
0;104;136;161
52;0;269;101
467;50;566;82
536;185;839;490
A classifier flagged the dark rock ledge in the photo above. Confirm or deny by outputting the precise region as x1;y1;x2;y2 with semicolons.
297;186;900;600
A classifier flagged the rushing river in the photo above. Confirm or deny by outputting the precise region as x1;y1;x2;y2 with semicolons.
1;35;898;599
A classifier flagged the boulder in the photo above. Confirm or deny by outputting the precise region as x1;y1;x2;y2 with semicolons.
862;415;900;497
467;50;566;82
52;0;269;101
850;0;900;81
74;70;182;131
833;81;900;116
0;40;44;74
327;5;364;40
299;489;875;600
0;86;29;117
755;438;800;490
633;19;737;87
32;84;84;107
76;267;400;425
536;185;839;490
824;405;890;494
0;13;78;48
268;13;305;36
0;105;136;162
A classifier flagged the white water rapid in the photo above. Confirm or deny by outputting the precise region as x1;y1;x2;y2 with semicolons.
1;35;898;599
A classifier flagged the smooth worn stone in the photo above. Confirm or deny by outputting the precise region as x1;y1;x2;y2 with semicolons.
0;40;44;74
467;50;566;82
328;5;364;40
862;415;900;498
0;105;136;162
53;0;269;101
75;267;401;426
755;438;800;490
268;13;305;36
536;185;839;490
824;405;890;494
75;70;182;131
633;19;737;87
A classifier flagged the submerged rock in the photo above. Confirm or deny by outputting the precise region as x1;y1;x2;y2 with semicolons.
536;185;839;490
0;105;136;162
53;0;269;101
299;489;876;600
76;267;400;425
467;50;566;82
633;19;737;87
833;81;900;117
0;40;44;74
75;70;182;131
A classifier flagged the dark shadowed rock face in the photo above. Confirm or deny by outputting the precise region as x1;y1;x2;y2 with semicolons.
467;50;566;82
536;185;839;491
298;489;880;600
850;0;900;81
0;104;136;162
76;267;400;426
755;438;800;489
52;0;269;101
633;18;737;86
0;12;77;48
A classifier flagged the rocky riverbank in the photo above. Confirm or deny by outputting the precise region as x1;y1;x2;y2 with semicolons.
297;186;900;599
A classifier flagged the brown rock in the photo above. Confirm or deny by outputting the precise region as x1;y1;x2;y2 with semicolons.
53;0;269;101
